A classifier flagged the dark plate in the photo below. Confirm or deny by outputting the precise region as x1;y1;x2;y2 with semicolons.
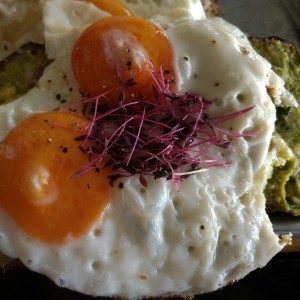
1;1;300;299
218;0;300;47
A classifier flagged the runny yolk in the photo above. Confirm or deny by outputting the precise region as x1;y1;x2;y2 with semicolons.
0;112;113;243
82;0;131;16
72;16;175;104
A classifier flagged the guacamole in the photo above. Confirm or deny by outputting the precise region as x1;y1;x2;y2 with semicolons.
250;37;300;102
250;37;300;215
0;43;51;105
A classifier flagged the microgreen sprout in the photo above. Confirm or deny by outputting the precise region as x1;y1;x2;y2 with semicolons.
70;69;256;187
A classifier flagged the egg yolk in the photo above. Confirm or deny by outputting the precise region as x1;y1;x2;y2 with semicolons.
72;16;174;104
0;112;113;243
82;0;131;16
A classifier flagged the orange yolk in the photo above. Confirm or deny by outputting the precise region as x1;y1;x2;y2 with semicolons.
72;16;175;104
82;0;131;16
0;112;113;243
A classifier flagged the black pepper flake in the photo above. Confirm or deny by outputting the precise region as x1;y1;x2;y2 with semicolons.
87;183;90;189
71;68;252;187
202;113;208;121
78;146;86;154
193;74;198;78
56;94;62;100
183;56;189;61
61;147;68;153
4;44;8;51
118;182;124;189
69;87;73;92
211;40;217;45
47;79;52;83
214;82;220;87
60;99;66;104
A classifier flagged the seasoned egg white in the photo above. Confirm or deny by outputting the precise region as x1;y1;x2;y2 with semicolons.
0;0;205;141
0;0;291;298
0;0;44;61
0;0;107;140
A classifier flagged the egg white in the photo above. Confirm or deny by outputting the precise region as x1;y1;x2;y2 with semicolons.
0;0;291;298
0;0;44;61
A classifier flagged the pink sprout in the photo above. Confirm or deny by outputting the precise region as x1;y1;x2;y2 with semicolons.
70;69;256;187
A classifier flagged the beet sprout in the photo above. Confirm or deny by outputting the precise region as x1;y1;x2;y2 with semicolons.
68;68;257;187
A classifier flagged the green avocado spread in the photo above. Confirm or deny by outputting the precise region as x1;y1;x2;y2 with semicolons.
250;37;300;215
0;43;51;105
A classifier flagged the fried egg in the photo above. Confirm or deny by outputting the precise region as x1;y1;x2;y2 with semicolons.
0;0;292;298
